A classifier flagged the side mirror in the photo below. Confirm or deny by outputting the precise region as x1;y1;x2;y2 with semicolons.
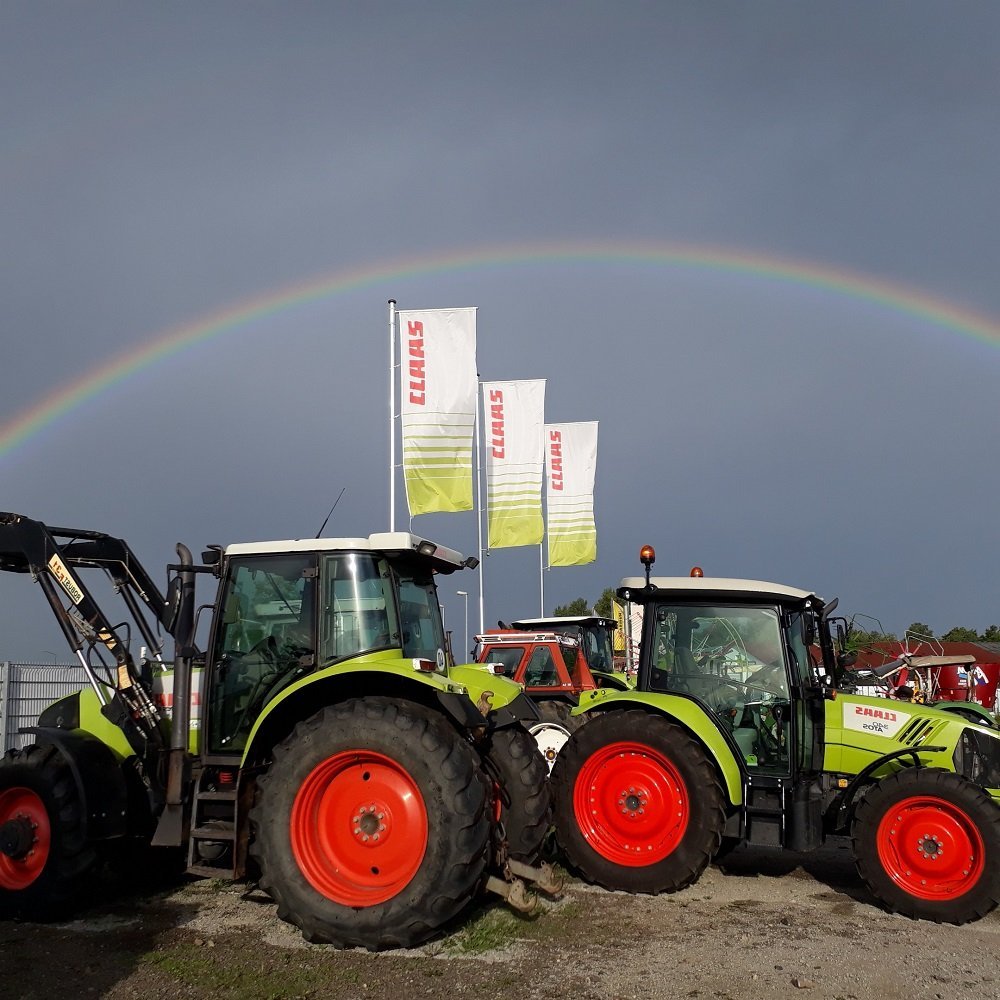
802;615;816;647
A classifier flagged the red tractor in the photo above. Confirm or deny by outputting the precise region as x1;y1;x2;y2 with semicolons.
474;630;598;769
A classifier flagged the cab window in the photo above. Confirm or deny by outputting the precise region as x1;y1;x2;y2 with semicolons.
208;554;316;753
648;603;790;773
319;553;398;661
484;646;525;676
525;646;559;687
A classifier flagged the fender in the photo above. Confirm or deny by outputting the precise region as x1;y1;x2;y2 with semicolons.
19;727;131;841
448;662;526;712
591;669;633;691
574;689;744;805
241;662;491;765
934;701;999;729
832;744;948;831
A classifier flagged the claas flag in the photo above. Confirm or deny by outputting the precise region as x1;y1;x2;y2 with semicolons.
398;307;477;515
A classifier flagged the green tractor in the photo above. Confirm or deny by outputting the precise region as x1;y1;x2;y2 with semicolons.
550;545;1000;924
0;513;553;949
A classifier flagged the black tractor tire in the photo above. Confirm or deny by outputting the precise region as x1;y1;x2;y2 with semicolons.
529;700;584;772
481;722;551;864
538;699;585;731
249;697;491;950
551;709;725;894
852;767;1000;924
0;744;97;920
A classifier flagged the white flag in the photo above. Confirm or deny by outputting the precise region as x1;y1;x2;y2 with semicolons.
483;379;546;548
398;308;477;514
545;421;598;566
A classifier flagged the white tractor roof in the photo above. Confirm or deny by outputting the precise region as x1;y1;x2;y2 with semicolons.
511;616;613;627
477;631;578;647
619;576;816;603
225;532;466;570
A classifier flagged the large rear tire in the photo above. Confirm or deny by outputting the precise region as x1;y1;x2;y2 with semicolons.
852;767;1000;924
551;709;724;893
249;697;490;950
481;722;551;863
0;745;96;920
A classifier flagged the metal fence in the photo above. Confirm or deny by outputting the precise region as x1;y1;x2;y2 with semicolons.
0;661;86;751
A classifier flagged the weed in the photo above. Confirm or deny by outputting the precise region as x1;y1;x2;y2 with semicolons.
140;945;358;998
447;908;523;954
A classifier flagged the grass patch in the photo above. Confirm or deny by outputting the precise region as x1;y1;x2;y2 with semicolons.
140;945;359;998
446;908;525;954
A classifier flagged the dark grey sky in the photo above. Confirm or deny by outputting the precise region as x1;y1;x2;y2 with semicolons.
2;2;999;659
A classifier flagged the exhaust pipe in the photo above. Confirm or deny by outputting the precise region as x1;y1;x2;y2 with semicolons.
152;542;196;847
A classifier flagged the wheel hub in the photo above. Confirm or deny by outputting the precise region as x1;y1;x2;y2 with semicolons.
352;803;389;844
620;788;647;816
528;722;571;774
0;816;35;860
917;834;943;860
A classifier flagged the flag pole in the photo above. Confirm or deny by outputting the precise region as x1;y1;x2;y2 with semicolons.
475;379;486;636
388;299;397;531
539;543;545;616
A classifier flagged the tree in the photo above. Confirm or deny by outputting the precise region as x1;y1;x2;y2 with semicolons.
594;588;616;619
941;626;979;642
980;625;1000;642
845;628;898;652
905;622;934;640
553;597;590;616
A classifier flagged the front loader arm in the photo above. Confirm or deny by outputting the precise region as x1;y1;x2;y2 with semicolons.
0;511;166;755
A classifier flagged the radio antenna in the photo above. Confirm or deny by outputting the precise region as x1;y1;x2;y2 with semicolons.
316;488;346;538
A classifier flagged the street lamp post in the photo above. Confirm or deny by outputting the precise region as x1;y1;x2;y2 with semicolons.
456;591;469;661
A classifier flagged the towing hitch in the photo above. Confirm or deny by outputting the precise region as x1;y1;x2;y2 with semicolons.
485;858;564;914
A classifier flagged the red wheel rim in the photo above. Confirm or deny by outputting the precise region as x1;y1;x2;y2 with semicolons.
0;787;50;891
572;740;689;867
876;795;985;901
290;751;427;907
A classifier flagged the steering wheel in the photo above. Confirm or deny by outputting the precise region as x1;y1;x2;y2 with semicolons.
745;661;785;691
740;697;789;758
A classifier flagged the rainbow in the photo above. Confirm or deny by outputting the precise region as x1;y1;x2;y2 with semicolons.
3;239;999;463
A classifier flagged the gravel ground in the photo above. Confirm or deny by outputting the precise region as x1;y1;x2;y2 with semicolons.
1;838;998;1000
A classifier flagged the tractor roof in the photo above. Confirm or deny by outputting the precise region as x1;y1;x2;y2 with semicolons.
224;533;468;573
477;631;579;647
511;616;615;629
618;576;817;605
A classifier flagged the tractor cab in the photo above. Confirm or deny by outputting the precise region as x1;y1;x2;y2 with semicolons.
508;615;627;690
617;570;830;850
205;534;463;753
474;630;598;696
622;580;827;777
